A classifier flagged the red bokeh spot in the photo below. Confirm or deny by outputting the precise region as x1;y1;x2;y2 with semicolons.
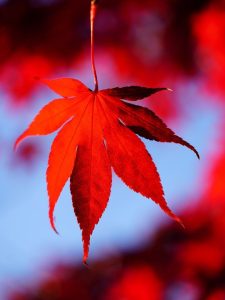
106;266;162;300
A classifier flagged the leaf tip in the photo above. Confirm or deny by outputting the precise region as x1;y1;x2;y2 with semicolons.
13;140;18;151
83;256;89;266
49;207;59;235
82;232;90;266
14;133;25;151
162;202;184;229
174;216;185;229
188;144;200;159
195;149;200;160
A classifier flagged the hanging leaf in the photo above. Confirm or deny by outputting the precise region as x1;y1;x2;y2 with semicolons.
15;0;199;264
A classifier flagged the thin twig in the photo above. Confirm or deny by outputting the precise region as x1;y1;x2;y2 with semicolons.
90;0;99;92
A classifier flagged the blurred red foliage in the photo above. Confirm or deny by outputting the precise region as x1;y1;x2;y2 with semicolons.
0;54;54;104
0;0;220;113
193;2;225;99
105;266;162;300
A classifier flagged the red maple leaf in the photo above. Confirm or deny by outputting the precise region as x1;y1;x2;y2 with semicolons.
15;1;199;264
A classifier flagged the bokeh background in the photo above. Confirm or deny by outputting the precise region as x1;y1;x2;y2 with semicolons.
0;0;225;299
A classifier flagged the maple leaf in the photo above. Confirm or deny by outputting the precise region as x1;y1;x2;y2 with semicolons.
15;0;199;264
15;79;199;263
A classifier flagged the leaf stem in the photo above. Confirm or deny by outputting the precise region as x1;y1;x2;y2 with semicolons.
90;0;99;92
